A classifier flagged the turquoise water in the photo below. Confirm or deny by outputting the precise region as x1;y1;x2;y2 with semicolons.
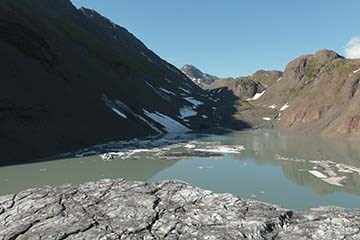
0;130;359;210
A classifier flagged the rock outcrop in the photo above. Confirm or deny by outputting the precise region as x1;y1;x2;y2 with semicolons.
206;70;282;100
0;179;359;239
236;50;360;136
181;64;219;87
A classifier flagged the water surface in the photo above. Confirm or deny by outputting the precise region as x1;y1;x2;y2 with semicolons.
1;130;359;210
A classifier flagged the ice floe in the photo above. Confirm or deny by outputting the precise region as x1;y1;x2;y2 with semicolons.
197;166;214;170
308;170;346;186
309;170;327;179
322;176;347;187
194;145;245;154
144;110;190;133
185;144;196;149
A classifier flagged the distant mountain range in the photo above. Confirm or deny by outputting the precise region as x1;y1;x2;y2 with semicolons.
188;50;360;137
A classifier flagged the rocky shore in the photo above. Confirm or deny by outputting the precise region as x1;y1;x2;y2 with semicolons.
0;179;359;240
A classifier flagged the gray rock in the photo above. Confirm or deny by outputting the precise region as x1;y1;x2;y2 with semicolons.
0;179;359;239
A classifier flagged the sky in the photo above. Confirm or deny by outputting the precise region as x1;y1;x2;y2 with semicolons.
71;0;360;77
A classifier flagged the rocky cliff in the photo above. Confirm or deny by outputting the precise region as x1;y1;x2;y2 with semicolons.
0;179;359;240
242;50;360;136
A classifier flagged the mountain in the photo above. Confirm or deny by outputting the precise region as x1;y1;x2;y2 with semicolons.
0;0;236;165
239;50;360;136
206;70;282;100
181;64;219;87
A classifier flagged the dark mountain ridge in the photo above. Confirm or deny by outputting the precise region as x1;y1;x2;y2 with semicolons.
0;0;242;165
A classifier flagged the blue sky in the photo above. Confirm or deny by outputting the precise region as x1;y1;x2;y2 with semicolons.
71;0;360;77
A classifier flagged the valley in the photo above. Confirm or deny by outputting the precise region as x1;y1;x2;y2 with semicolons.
0;1;360;239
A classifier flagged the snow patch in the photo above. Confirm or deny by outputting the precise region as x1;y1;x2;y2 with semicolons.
141;51;154;63
179;106;197;118
144;110;190;133
202;115;208;119
353;68;360;73
280;103;290;111
247;90;266;101
277;77;282;82
111;108;127;119
179;87;191;94
184;97;203;107
268;104;277;109
159;87;176;96
262;117;271;121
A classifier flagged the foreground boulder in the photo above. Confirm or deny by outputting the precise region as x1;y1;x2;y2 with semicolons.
0;179;359;239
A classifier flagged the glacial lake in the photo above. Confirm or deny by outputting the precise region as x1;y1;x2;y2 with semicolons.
1;130;360;210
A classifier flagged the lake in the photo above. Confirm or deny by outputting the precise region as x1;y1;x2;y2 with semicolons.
1;130;359;210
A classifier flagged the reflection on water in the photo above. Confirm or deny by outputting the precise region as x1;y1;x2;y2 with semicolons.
0;156;177;195
0;130;359;210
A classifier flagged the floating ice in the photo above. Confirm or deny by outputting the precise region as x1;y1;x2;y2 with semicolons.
322;176;346;187
195;145;245;154
185;144;196;149
309;170;327;179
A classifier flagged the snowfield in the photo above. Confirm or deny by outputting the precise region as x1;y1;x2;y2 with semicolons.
144;110;190;133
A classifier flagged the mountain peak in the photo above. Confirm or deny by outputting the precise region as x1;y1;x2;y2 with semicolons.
313;49;343;63
181;64;218;87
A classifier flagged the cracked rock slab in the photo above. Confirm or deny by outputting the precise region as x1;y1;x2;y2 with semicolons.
0;179;359;240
